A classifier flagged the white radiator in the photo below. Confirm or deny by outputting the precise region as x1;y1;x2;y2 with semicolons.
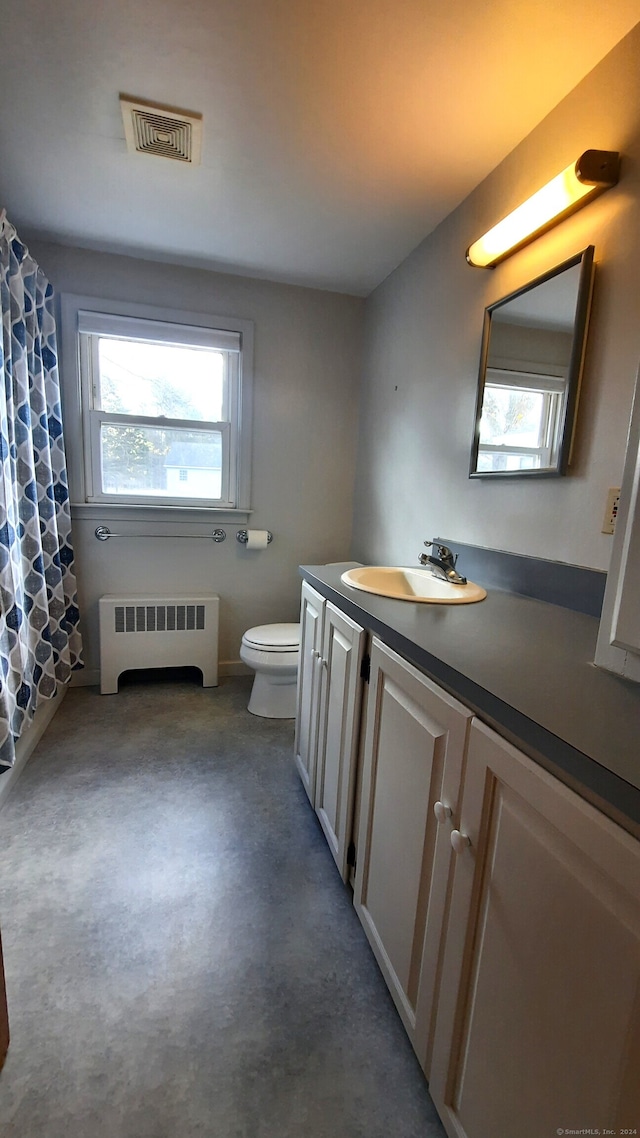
98;594;219;694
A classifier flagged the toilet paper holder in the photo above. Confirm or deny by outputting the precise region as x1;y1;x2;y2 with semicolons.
236;529;273;545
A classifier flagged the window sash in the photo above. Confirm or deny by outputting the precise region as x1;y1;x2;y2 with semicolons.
476;443;551;472
80;328;240;507
478;442;551;460
87;412;233;507
90;334;231;424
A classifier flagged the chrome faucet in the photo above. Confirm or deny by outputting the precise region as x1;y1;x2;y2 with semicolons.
418;542;467;585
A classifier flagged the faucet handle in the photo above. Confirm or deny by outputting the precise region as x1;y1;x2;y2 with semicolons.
424;540;457;565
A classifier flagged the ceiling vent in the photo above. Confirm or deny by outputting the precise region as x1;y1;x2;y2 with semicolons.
120;95;202;165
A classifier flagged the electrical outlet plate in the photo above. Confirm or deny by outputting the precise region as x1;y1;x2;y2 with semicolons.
602;487;620;535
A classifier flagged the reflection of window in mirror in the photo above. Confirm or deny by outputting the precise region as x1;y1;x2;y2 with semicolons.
470;247;595;478
478;368;565;472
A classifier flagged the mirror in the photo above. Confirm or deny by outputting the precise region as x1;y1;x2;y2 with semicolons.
469;246;595;477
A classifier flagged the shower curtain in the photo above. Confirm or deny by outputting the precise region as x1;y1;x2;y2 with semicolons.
0;211;82;768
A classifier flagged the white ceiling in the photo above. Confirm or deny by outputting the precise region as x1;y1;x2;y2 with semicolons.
1;0;639;295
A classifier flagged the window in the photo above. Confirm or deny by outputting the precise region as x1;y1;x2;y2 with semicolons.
74;306;252;510
476;367;565;474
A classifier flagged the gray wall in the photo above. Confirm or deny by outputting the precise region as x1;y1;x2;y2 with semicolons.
27;22;640;687
27;240;364;682
351;24;640;573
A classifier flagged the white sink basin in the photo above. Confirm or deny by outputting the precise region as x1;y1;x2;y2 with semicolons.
341;566;487;604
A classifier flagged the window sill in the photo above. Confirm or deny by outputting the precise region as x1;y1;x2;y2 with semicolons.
71;502;252;525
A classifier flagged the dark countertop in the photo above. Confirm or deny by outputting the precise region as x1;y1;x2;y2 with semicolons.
300;564;640;829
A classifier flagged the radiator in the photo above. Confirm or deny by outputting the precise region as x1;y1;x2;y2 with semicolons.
98;594;219;694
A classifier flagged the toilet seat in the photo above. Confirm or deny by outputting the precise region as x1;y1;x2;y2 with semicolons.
242;623;300;652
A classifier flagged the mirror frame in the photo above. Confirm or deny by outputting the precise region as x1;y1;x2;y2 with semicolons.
469;245;595;479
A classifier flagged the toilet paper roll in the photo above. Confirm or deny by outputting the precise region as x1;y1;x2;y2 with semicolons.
245;529;270;550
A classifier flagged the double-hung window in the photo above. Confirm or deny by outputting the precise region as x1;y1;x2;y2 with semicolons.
77;309;250;509
477;366;566;473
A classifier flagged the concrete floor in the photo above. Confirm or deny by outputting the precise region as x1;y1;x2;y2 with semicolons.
0;675;446;1138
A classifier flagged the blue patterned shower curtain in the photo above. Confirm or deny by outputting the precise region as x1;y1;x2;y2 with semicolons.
0;212;82;767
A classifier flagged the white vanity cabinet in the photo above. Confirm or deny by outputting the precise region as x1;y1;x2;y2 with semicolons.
294;581;325;803
429;717;640;1138
353;637;473;1073
294;582;366;880
295;575;640;1135
314;602;366;879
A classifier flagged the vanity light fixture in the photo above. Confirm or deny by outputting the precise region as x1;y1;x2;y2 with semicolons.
466;150;620;268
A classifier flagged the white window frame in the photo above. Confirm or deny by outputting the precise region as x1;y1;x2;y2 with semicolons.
478;366;566;471
60;295;254;517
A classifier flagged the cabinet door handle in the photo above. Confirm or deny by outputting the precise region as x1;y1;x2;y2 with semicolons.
321;657;328;669
434;801;452;824
450;829;471;854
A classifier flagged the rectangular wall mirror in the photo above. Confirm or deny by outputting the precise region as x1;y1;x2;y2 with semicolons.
469;245;595;477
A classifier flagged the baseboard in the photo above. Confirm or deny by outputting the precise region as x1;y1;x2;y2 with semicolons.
71;668;99;687
0;687;67;812
219;660;251;677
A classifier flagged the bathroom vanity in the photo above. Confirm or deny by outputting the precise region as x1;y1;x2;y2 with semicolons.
295;564;640;1138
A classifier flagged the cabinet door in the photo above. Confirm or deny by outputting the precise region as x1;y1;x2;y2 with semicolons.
595;361;640;678
294;582;324;804
314;603;366;882
430;718;640;1138
354;638;472;1073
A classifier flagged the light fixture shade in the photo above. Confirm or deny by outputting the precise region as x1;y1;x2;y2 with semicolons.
466;150;620;268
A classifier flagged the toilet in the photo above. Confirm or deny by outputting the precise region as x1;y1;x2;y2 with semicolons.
240;623;300;718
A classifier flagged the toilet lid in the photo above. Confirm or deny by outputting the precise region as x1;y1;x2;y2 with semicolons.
243;623;300;651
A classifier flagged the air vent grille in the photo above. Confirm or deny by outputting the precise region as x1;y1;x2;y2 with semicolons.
114;604;205;633
120;96;202;165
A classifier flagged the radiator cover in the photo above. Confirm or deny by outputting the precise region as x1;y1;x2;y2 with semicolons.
98;594;219;694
